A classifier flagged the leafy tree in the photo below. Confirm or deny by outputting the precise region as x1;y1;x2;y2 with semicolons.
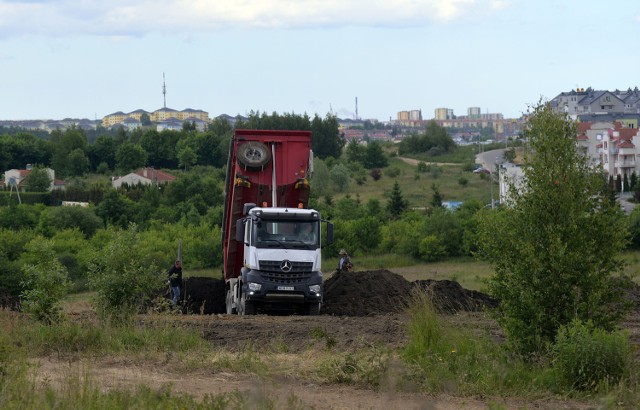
96;190;137;228
50;127;88;178
398;121;454;156
503;147;516;163
329;163;350;193
346;139;366;164
364;141;388;169
140;112;152;126
88;225;163;324
47;205;102;237
0;133;52;171
67;148;90;177
208;117;233;136
23;165;51;192
418;235;447;262
115;142;147;172
20;238;70;323
310;114;344;159
476;102;630;355
310;158;331;196
386;181;408;218
178;145;197;171
88;135;118;171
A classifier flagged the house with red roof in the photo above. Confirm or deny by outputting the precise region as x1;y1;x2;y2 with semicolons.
2;165;64;192
112;167;176;189
576;121;640;183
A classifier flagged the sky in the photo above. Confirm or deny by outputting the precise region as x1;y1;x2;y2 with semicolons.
1;0;640;122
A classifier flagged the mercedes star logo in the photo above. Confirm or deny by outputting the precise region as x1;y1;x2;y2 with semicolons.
280;260;292;272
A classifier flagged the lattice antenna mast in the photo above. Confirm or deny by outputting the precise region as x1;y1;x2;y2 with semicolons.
163;72;167;108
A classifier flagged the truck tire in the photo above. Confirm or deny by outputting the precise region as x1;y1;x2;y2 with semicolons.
225;288;237;315
237;141;271;171
306;302;321;316
239;292;257;315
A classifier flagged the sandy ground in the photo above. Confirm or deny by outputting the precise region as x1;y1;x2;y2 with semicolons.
28;310;618;409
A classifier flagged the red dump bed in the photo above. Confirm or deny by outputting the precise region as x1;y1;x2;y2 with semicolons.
222;129;312;281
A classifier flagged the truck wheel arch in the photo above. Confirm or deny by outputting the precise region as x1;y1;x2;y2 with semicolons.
237;141;272;171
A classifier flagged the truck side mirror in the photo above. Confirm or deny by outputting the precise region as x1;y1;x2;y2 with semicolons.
235;219;245;243
325;222;334;245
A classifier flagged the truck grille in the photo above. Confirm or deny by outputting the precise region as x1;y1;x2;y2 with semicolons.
259;260;314;284
259;260;313;273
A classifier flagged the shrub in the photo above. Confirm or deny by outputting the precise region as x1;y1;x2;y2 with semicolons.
20;238;71;324
386;167;400;178
418;235;446;262
88;225;164;325
552;320;631;391
47;206;102;237
369;168;382;181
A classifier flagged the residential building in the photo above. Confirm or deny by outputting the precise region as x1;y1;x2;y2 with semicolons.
551;87;640;122
111;167;176;189
2;164;64;192
102;107;210;128
434;108;454;120
468;107;481;119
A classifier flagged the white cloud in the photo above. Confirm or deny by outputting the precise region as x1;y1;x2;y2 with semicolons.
0;0;508;37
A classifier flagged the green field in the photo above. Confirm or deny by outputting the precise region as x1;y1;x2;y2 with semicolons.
329;156;496;208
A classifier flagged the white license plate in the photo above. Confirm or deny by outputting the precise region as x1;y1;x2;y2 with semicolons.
277;286;295;291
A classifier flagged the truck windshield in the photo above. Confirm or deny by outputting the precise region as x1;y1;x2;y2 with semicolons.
253;220;319;249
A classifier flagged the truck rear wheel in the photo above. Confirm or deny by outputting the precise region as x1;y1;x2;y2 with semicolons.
237;141;271;171
225;288;237;315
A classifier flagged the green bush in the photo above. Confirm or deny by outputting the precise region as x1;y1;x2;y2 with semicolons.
385;166;401;178
88;225;164;325
20;238;71;324
47;206;102;237
418;235;446;262
552;320;631;391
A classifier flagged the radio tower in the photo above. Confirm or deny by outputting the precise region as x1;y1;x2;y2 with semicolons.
162;73;167;108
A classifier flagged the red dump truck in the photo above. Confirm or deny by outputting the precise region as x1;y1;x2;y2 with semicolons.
221;129;334;315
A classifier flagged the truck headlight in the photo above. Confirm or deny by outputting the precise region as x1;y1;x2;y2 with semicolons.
248;282;262;291
309;284;321;293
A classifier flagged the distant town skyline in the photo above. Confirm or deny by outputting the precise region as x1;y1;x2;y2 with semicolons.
1;1;639;122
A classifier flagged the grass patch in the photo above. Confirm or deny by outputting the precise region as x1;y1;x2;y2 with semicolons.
401;289;639;403
0;312;208;357
331;156;495;207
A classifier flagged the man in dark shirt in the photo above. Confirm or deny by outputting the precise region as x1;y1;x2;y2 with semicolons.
167;260;182;306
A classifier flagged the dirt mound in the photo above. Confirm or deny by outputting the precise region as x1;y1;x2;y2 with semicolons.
412;279;499;313
172;271;500;317
0;288;20;311
181;277;226;314
322;269;413;316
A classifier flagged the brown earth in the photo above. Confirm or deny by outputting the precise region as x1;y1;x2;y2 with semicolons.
181;269;499;317
20;270;640;409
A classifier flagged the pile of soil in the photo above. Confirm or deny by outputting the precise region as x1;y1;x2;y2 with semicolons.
322;270;499;316
413;279;499;313
174;270;500;317
181;277;226;314
322;269;413;316
0;288;20;311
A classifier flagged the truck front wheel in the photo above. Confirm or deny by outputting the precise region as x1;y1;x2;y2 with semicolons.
306;302;321;316
238;291;257;315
